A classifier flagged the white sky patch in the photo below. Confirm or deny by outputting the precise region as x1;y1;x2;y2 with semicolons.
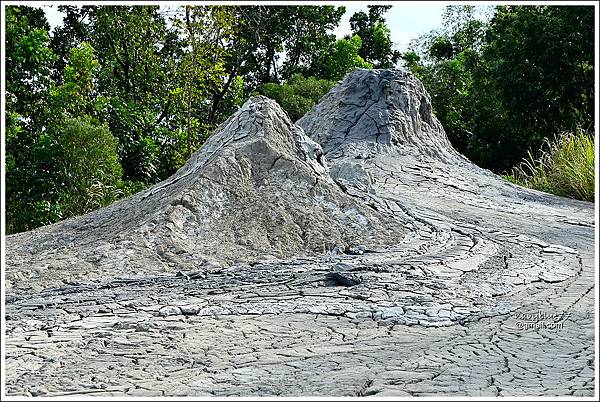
42;5;66;34
385;4;448;51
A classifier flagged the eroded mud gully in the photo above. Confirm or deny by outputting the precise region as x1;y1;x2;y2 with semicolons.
4;69;595;396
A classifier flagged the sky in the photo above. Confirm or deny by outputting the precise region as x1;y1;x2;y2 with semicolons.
41;2;485;53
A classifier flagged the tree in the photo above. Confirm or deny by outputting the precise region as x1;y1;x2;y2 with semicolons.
171;6;235;157
5;6;57;233
177;5;346;131
482;6;594;150
30;117;123;222
429;36;454;60
5;6;55;128
51;42;101;117
348;6;400;68
5;27;124;233
311;35;373;81
53;117;123;217
467;5;594;170
49;5;93;83
280;6;346;79
87;6;182;183
403;5;595;171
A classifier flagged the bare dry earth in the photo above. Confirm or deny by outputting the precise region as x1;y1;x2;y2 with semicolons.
3;69;595;397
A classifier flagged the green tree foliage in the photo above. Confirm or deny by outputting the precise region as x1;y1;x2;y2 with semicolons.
172;6;235;157
57;118;122;216
280;6;346;80
222;6;345;89
257;74;336;121
49;5;92;83
312;35;373;81
5;6;55;116
51;42;101;116
87;6;182;183
483;6;594;160
5;6;57;233
348;6;400;68
6;34;124;234
5;6;55;162
34;117;123;219
48;44;122;219
403;5;594;172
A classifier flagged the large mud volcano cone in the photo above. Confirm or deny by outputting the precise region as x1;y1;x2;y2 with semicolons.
297;68;460;162
297;69;592;235
6;96;403;293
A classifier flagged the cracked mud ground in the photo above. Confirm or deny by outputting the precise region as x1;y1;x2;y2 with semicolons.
3;69;595;397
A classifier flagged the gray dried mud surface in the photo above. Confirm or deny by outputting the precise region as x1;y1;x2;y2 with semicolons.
4;69;595;397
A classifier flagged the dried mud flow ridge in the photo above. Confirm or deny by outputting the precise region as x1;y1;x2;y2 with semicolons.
4;69;595;397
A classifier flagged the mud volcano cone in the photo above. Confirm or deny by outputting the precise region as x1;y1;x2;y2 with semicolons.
298;69;593;234
6;96;403;293
297;69;459;161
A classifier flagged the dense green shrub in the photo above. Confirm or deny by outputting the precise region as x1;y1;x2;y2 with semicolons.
257;74;336;121
6;116;124;234
55;116;123;214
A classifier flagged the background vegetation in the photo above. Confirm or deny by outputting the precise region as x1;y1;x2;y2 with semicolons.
4;5;595;234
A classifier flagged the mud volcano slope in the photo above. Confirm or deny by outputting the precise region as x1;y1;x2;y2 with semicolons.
298;69;593;243
6;96;402;293
4;70;595;397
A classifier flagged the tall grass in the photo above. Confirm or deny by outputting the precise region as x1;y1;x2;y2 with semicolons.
504;129;595;202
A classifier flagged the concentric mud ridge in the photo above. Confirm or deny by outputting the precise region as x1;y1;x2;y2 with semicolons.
4;68;595;397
